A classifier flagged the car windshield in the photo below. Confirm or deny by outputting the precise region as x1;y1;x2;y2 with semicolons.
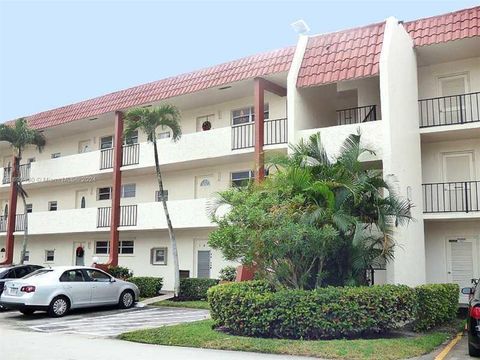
23;269;53;279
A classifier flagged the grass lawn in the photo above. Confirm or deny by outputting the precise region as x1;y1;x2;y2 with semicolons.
119;319;453;360
150;300;210;310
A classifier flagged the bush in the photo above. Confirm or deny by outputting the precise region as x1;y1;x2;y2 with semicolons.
178;278;219;301
106;265;133;279
208;281;416;339
219;266;237;282
128;277;163;298
414;283;459;331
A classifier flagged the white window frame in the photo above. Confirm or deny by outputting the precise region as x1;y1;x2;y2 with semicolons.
441;151;475;182
231;170;254;187
121;184;136;198
100;135;114;150
151;247;168;265
23;250;30;262
48;201;57;211
97;187;112;201
437;73;470;97
124;130;138;145
231;104;269;126
94;240;135;255
158;131;171;139
26;204;33;213
45;249;55;263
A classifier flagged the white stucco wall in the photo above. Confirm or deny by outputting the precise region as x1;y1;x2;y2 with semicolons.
380;17;426;286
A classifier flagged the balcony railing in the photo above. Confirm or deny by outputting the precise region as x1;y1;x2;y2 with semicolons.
100;144;140;170
97;205;138;228
2;164;31;184
231;118;288;150
419;91;480;128
336;105;377;126
423;181;480;213
0;214;26;232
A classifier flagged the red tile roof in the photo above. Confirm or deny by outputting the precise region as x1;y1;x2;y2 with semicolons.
297;22;385;88
21;46;295;129
405;6;480;47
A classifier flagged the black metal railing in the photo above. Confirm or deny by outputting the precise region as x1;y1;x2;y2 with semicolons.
336;105;377;125
2;164;31;184
231;118;288;150
100;148;114;170
0;214;26;232
423;181;480;213
122;143;140;167
97;205;138;228
419;91;480;128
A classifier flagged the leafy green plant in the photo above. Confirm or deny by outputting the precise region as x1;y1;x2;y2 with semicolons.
128;277;163;298
414;283;459;331
208;281;417;339
219;266;237;282
178;278;219;301
107;265;133;279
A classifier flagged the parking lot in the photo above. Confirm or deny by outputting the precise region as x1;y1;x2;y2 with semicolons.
0;305;209;337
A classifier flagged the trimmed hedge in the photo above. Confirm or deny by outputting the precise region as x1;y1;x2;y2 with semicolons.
178;278;219;301
208;281;416;339
106;265;133;279
414;283;459;331
128;277;163;298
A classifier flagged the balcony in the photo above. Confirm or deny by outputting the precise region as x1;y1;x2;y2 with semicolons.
97;205;138;228
2;164;30;184
99;143;140;170
422;181;480;216
0;214;25;232
231;118;288;150
419;91;480;128
336;105;378;125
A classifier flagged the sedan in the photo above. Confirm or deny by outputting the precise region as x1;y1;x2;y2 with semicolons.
0;264;43;308
0;266;140;317
463;282;480;357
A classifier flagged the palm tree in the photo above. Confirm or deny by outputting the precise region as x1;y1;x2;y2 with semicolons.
123;105;182;296
0;118;46;264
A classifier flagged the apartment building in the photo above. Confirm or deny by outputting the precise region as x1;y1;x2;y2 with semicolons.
0;6;479;292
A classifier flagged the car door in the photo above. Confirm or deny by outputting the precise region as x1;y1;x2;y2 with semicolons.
85;269;118;305
59;269;92;307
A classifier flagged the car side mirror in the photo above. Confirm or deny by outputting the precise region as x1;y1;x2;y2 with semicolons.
109;278;116;283
462;287;474;295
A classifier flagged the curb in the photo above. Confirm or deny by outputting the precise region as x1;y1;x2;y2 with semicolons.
434;331;464;360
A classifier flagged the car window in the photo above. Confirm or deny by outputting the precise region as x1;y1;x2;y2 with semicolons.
15;267;30;278
85;269;111;282
60;270;85;282
23;269;53;279
4;269;16;278
0;268;8;278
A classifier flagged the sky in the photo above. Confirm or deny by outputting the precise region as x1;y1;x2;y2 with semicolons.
0;0;479;121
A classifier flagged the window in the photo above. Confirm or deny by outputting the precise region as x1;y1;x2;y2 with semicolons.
26;204;32;213
48;201;57;211
94;240;134;255
23;251;30;262
155;190;169;202
151;247;168;265
231;170;254;187
231;104;269;125
85;269;111;282
121;184;136;198
51;153;60;159
158;131;171;139
60;270;85;282
97;187;112;200
124;130;138;145
100;136;113;150
95;241;109;255
200;179;211;187
45;250;55;262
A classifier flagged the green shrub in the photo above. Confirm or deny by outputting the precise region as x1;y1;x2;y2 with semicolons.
414;283;459;331
219;266;237;282
178;278;219;301
106;265;133;279
128;277;163;298
208;281;416;339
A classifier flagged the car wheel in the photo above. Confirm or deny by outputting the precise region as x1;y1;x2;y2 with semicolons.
48;296;70;317
20;309;35;316
119;290;135;309
469;341;480;357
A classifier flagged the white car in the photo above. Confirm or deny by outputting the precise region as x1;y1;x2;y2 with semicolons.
0;266;140;317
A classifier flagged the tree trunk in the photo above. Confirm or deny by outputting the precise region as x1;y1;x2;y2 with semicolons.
153;139;180;296
16;151;29;265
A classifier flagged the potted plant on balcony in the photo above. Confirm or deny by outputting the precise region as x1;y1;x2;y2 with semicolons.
201;120;212;131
